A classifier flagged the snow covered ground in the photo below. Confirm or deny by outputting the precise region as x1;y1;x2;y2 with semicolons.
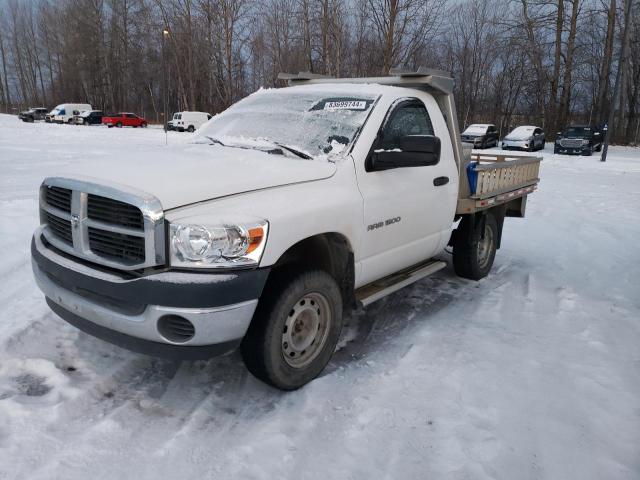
0;113;639;479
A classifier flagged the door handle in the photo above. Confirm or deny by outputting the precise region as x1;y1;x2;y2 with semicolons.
433;176;449;186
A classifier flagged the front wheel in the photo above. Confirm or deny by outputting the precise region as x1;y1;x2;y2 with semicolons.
241;270;343;390
141;122;147;128
116;122;122;128
453;213;498;280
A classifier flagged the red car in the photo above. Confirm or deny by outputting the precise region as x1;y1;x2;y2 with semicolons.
103;112;148;128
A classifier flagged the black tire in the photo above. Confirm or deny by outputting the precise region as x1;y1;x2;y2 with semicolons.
107;125;113;128
187;125;195;133
453;213;498;280
141;122;147;128
116;122;122;128
241;270;343;390
595;143;602;152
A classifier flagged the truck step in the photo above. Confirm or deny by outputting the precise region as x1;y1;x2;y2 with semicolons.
355;259;447;307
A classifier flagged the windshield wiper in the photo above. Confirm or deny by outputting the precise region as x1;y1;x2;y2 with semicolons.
205;136;226;146
204;136;312;160
269;141;312;160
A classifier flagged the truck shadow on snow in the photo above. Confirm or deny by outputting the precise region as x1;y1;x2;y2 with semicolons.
4;258;519;419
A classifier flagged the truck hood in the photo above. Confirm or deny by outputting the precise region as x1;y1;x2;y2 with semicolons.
59;144;336;209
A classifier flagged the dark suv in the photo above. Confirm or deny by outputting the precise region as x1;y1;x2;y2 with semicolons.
18;107;49;122
554;125;604;156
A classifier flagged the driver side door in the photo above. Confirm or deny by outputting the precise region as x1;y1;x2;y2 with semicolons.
355;98;453;285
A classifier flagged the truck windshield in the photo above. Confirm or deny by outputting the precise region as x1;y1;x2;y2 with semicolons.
564;127;590;137
196;89;378;159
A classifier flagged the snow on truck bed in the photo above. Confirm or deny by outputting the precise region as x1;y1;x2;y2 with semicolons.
0;113;639;479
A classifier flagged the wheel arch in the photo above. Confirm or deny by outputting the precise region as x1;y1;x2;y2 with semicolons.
266;232;356;309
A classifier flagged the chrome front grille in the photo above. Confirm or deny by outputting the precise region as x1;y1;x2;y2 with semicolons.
39;177;165;270
560;138;583;148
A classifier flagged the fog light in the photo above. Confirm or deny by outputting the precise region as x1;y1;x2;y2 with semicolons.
158;315;195;343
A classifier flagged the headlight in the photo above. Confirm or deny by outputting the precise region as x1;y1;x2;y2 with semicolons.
169;220;268;268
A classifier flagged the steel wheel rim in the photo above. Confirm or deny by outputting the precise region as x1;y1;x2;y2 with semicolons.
282;292;331;368
477;223;494;269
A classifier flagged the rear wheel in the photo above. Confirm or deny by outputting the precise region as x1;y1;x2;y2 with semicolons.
453;212;498;280
141;122;147;128
241;270;343;390
187;125;195;133
116;122;122;128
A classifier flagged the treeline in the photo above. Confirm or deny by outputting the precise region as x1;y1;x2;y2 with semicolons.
0;0;638;143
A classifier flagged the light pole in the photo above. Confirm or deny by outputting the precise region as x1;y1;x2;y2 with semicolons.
162;28;169;145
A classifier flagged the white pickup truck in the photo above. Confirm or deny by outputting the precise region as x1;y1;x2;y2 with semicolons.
31;68;541;390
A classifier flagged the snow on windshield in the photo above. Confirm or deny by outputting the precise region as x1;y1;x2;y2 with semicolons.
462;124;489;135
196;89;378;160
507;126;535;139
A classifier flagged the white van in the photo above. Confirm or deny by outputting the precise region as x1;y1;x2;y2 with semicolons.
46;103;92;124
168;111;212;132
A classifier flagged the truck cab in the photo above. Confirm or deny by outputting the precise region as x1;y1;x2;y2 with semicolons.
31;69;541;390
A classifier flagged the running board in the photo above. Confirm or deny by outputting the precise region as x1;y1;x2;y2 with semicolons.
355;259;447;307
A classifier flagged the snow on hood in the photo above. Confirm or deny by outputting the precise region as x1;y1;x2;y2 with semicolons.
462;125;490;136
57;143;336;210
505;126;536;140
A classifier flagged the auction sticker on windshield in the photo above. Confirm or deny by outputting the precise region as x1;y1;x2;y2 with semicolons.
325;100;367;110
310;97;375;112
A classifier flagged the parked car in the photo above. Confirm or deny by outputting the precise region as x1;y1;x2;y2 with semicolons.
31;69;542;390
74;110;104;125
103;112;148;128
501;126;545;152
554;125;604;155
168;111;212;132
18;107;49;122
45;103;92;124
461;124;499;149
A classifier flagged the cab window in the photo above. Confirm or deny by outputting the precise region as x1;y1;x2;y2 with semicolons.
379;100;434;150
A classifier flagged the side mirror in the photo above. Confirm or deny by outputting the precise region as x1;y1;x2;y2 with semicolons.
368;135;441;172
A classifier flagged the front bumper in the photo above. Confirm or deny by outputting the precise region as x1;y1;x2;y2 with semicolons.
502;140;529;150
554;145;590;155
31;232;270;359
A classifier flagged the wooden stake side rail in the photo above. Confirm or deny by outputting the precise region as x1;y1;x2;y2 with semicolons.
456;153;542;214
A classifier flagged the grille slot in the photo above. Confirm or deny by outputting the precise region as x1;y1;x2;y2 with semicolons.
88;194;144;230
45;186;72;212
88;227;145;263
45;212;73;245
